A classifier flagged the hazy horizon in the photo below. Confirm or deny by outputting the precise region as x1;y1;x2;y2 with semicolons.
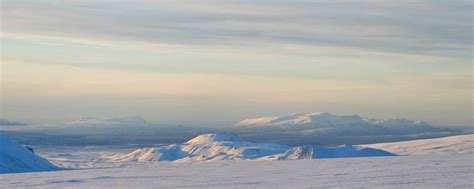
1;0;472;127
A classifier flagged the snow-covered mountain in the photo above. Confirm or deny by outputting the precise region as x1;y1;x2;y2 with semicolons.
364;134;474;155
235;112;444;134
104;133;395;163
0;132;58;174
236;112;430;129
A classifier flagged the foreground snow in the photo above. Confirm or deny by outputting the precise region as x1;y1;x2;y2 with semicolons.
0;153;472;189
364;134;474;155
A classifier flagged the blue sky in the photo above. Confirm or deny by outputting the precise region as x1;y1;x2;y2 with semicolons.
0;0;472;126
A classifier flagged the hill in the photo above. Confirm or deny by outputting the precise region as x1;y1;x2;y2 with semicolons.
0;132;58;174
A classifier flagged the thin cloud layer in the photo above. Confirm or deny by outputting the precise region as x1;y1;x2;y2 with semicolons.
2;0;472;58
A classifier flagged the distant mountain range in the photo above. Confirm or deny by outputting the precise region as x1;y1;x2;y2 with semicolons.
233;112;460;146
0;113;463;146
236;112;439;133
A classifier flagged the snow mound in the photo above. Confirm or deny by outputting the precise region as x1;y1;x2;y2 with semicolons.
0;132;59;174
104;133;395;163
364;134;474;155
186;133;243;144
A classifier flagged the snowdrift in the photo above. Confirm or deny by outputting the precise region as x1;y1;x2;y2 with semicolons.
105;133;395;163
0;132;59;174
364;134;474;155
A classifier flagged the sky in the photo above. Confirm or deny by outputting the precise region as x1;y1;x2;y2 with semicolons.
0;0;472;127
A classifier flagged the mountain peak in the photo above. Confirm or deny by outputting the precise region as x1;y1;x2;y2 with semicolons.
186;133;243;144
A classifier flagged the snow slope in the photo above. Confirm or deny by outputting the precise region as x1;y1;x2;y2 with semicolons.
1;153;472;189
0;132;58;174
364;134;474;155
104;133;394;163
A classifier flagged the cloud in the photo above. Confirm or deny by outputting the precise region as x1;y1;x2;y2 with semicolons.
1;0;472;59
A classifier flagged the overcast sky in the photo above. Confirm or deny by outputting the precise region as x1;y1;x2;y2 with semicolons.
1;0;472;127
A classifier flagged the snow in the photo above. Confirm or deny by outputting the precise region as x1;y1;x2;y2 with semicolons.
364;134;474;155
0;132;58;174
102;133;394;163
0;153;472;188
